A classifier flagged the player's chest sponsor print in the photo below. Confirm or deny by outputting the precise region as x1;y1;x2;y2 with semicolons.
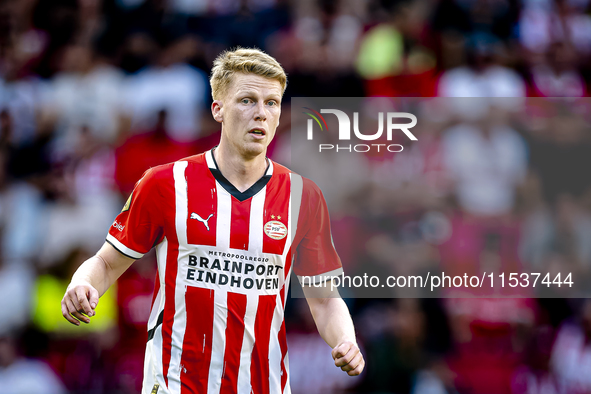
183;248;284;295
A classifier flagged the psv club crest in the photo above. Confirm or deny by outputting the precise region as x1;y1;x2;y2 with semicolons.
264;216;287;240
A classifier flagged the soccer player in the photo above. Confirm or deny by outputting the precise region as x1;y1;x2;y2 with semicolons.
61;47;364;393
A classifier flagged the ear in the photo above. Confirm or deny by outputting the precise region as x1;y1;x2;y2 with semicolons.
211;100;223;123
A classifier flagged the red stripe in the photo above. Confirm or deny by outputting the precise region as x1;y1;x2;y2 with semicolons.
179;287;215;394
278;287;288;392
262;176;290;255
186;161;217;246
250;295;277;394
220;293;248;394
284;247;292;281
279;320;288;392
150;267;160;311
230;198;252;250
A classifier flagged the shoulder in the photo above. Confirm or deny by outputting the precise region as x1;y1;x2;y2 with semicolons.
270;160;323;197
271;160;324;205
140;153;208;187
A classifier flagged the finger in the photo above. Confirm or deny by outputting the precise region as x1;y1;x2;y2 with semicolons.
347;360;365;376
341;353;363;372
75;287;94;317
65;297;90;324
69;290;83;313
61;300;80;326
331;342;353;360
88;287;99;312
334;346;358;367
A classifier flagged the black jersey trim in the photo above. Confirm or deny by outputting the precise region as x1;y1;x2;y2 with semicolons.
106;239;140;260
210;149;272;202
147;310;164;341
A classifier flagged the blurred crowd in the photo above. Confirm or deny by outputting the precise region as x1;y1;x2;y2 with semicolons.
0;0;591;393
288;97;591;393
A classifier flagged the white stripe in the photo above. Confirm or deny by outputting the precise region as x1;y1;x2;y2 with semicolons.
173;162;189;247
146;288;162;331
284;259;293;306
268;294;284;394
146;238;167;329
206;149;215;168
156;237;168;291
283;173;302;306
207;290;228;394
167;161;189;392
288;174;303;246
141;237;169;393
266;159;274;176
237;295;259;394
216;184;232;249
106;233;144;259
248;186;266;252
142;340;155;394
282;174;297;260
283;351;291;394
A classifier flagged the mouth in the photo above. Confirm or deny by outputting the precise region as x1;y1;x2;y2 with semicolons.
248;128;266;137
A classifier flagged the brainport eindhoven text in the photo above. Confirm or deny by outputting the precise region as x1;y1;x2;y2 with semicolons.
185;253;283;290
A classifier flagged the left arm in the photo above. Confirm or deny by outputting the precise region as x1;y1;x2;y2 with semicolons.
303;284;365;376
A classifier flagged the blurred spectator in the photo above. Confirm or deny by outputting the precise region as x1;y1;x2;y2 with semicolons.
40;125;120;266
445;297;537;394
521;195;591;269
40;44;126;160
0;334;66;394
519;0;591;57
356;0;437;96
287;298;361;394
550;299;591;392
125;35;209;142
31;247;117;334
512;325;559;394
438;33;526;97
0;0;589;392
0;48;47;147
442;104;527;217
114;109;196;195
529;42;587;97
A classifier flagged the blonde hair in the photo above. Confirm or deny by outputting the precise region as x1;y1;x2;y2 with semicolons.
210;47;287;100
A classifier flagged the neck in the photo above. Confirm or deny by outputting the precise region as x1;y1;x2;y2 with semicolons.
214;143;268;192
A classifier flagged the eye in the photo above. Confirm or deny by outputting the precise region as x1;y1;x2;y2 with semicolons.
267;100;278;106
241;98;252;104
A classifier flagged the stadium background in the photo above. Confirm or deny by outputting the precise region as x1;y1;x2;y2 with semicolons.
1;0;591;392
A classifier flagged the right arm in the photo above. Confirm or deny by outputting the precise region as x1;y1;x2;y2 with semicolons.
62;166;165;326
61;242;135;326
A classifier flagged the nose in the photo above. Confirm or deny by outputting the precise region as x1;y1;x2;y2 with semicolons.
254;101;267;122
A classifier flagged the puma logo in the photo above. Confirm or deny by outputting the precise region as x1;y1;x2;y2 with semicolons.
190;212;214;231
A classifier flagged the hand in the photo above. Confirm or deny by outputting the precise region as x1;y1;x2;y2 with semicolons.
331;341;365;376
61;281;99;326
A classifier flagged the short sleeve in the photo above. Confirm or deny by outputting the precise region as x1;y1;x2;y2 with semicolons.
106;168;164;259
294;178;343;285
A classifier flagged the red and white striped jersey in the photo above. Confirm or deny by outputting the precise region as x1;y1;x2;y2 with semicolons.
106;149;343;394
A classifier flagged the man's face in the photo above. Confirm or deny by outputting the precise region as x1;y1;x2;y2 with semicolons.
212;72;282;159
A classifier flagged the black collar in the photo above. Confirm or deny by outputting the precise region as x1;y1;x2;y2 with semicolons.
208;148;272;202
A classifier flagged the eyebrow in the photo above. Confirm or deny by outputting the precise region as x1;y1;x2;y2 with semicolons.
237;90;281;101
